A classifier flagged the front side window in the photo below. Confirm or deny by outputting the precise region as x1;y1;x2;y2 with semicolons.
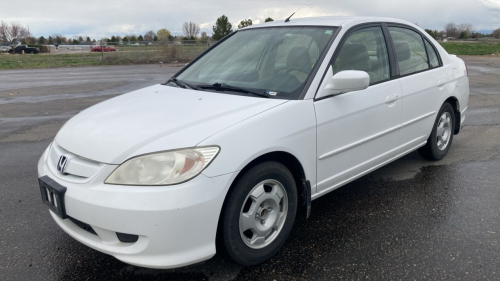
332;26;390;85
388;27;430;76
175;27;336;99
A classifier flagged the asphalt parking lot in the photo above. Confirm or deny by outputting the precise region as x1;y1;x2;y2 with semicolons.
0;58;499;280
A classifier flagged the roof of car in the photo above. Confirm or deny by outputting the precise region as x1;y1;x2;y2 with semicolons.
245;16;415;30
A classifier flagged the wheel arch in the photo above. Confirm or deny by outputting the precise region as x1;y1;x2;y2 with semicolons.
215;151;311;248
444;96;461;134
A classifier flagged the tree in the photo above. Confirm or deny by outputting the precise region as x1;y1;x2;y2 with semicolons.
265;17;274;22
444;22;458;38
182;21;200;38
38;36;45;44
48;36;53;44
457;23;475;38
153;35;158;41
424;29;437;39
137;35;144;42
86;36;91;42
200;31;208;40
78;36;84;42
437;30;446;39
212;15;233;41
238;19;252;29
72;39;79;45
493;28;500;39
0;21;30;52
130;36;137;42
144;30;156;41
157;28;171;41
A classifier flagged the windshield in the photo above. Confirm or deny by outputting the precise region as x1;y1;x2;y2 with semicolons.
174;26;337;99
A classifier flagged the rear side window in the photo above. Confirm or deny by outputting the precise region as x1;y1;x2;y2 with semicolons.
332;26;390;84
424;40;439;68
388;27;429;76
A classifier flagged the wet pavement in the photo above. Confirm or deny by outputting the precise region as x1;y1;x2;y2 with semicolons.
1;59;499;280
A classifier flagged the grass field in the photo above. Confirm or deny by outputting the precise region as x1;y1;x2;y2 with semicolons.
439;41;500;55
0;53;105;69
0;45;207;70
1;41;499;70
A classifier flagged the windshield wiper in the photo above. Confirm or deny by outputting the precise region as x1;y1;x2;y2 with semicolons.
167;78;201;90
199;82;269;98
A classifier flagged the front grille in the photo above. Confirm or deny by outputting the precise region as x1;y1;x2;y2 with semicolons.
68;216;138;243
68;216;97;235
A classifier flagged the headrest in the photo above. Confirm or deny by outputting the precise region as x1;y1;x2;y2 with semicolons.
286;47;311;70
338;43;370;72
393;41;411;61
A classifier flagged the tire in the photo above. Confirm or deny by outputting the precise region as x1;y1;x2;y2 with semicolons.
219;161;298;266
418;102;455;160
31;51;35;54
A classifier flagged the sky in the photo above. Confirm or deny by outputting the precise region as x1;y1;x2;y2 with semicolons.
1;0;499;39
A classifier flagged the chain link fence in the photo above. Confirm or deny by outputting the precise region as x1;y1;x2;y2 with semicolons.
102;41;214;64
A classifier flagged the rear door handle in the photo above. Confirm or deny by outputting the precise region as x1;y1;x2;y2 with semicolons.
385;94;399;104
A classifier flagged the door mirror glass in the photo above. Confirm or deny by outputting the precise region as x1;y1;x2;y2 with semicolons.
327;70;370;95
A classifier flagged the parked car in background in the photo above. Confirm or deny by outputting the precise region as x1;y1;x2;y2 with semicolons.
8;45;40;54
0;46;10;53
38;16;469;269
91;45;117;52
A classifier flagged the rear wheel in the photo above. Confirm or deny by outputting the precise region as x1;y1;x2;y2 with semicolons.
220;161;297;266
418;102;455;160
31;51;35;54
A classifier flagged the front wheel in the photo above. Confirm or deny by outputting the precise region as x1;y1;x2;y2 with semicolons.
219;161;297;266
418;102;455;160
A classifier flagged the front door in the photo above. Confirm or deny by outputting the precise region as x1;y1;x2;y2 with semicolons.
314;25;403;195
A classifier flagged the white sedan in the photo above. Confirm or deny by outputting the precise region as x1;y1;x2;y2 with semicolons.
38;16;469;269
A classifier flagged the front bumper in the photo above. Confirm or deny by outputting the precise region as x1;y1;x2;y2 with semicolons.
37;145;235;269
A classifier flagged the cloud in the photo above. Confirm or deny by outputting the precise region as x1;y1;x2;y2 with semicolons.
0;0;498;39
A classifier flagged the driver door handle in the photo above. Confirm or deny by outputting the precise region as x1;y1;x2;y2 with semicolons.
385;94;399;104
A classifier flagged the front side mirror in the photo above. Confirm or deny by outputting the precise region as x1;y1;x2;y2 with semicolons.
325;70;370;96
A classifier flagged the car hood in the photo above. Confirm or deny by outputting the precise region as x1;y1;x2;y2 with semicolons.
55;84;288;164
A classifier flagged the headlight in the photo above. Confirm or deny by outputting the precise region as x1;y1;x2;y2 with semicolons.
105;146;220;186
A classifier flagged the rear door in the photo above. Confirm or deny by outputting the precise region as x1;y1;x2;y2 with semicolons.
314;24;403;195
386;26;448;150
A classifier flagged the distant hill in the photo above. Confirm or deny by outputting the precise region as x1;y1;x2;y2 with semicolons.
476;29;494;35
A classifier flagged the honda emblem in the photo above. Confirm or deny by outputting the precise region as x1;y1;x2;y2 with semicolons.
57;155;68;173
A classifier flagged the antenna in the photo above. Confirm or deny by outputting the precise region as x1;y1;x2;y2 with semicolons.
285;0;311;22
